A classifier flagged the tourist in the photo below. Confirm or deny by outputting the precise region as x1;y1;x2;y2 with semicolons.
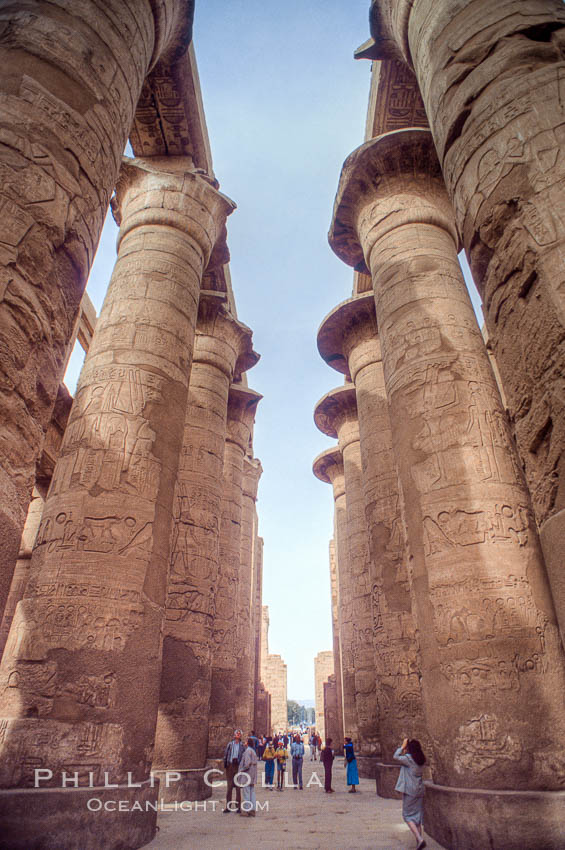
394;738;427;849
249;729;259;752
275;739;288;791
344;737;359;793
222;729;245;813
316;731;322;752
262;737;276;789
257;734;266;759
290;733;305;789
320;737;335;793
309;731;317;760
282;731;289;748
239;737;259;817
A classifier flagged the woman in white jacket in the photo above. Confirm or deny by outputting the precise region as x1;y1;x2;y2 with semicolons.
393;738;427;850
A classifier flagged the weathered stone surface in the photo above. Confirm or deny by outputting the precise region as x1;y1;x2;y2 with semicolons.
314;650;334;741
367;0;565;642
153;291;256;800
312;447;358;755
328;539;345;753
329;124;565;845
253;535;266;730
0;155;234;844
238;456;262;733
0;0;193;628
323;673;339;748
314;388;380;767
260;605;288;735
318;293;429;794
207;386;261;756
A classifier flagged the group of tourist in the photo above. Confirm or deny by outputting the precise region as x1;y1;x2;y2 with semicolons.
222;729;428;847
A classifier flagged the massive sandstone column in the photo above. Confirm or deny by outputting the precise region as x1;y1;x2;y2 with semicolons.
0;0;193;625
312;445;369;763
0;156;234;849
152;292;257;802
314;388;380;775
329;126;565;850
208;386;261;756
365;0;565;641
328;538;345;753
318;293;428;796
313;651;334;741
238;455;263;733
253;534;265;730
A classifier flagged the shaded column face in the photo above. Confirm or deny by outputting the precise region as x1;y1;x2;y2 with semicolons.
208;388;260;755
0;158;233;789
0;0;163;631
335;130;565;791
373;1;565;538
346;324;427;764
328;539;345;749
154;297;254;772
239;457;262;732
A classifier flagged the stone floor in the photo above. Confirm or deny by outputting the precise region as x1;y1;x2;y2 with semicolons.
148;755;445;850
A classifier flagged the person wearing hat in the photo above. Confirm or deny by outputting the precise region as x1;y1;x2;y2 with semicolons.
223;729;245;812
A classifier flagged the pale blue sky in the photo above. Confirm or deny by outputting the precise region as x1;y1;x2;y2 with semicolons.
65;1;482;702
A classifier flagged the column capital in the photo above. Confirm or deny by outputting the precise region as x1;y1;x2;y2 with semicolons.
329;128;457;272
112;156;236;270
195;291;259;380
317;293;380;381
226;386;262;451
314;386;358;441
243;456;263;501
353;1;413;65
313;447;345;499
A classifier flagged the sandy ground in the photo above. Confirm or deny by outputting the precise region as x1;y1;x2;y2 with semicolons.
147;753;444;850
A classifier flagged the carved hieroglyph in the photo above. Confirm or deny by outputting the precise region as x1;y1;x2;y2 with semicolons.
0;0;192;632
329;127;565;793
312;447;360;751
318;294;428;774
314;651;334;741
153;292;257;782
366;0;565;641
0;156;234;793
315;388;380;761
208;386;261;756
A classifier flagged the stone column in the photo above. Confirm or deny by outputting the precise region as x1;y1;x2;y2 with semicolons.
323;674;339;748
314;389;380;775
314;651;334;741
239;456;262;733
328;538;345;754
329;127;565;850
0;156;234;849
152;292;257;803
253;533;265;729
312;447;362;761
208;386;261;757
0;0;193;626
0;489;44;657
365;0;565;643
318;293;428;796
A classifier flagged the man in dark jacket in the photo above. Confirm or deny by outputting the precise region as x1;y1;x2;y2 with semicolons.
223;729;245;812
320;737;335;793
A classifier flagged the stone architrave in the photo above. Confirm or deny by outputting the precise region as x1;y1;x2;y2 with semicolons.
239;456;263;733
312;446;364;761
318;294;428;796
364;0;565;644
315;389;381;776
0;0;193;628
329;126;565;850
328;539;345;754
314;651;334;741
208;386;261;757
153;292;257;803
0;156;234;848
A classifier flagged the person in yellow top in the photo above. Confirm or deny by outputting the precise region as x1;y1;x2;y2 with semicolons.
274;743;288;791
262;739;276;790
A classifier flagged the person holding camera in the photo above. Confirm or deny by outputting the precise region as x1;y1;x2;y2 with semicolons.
222;729;245;813
393;737;427;849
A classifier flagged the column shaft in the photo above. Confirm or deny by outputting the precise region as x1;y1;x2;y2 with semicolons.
0;157;233;846
0;0;186;625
